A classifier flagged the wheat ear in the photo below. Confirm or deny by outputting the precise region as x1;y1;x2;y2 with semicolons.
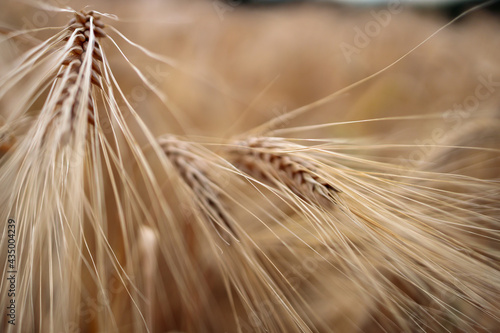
42;10;105;144
229;137;341;207
0;10;113;332
60;11;106;116
159;135;237;243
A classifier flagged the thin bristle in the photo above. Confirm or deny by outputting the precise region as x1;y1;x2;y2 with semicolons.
0;126;15;155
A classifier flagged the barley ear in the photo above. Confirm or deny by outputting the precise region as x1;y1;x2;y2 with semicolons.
159;135;238;243
228;137;341;208
42;10;106;144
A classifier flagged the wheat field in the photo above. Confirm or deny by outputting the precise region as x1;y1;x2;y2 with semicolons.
0;0;499;332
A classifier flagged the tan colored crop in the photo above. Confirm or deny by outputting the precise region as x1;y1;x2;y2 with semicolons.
229;137;340;207
48;11;106;136
1;3;499;333
159;136;237;242
0;127;15;154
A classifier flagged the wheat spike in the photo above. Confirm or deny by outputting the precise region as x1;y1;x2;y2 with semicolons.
159;135;237;242
0;9;125;332
43;11;105;143
229;137;341;207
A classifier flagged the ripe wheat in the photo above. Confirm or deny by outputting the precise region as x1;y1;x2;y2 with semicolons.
0;1;499;333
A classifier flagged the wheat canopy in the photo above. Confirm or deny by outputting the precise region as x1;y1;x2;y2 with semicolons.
0;2;499;333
